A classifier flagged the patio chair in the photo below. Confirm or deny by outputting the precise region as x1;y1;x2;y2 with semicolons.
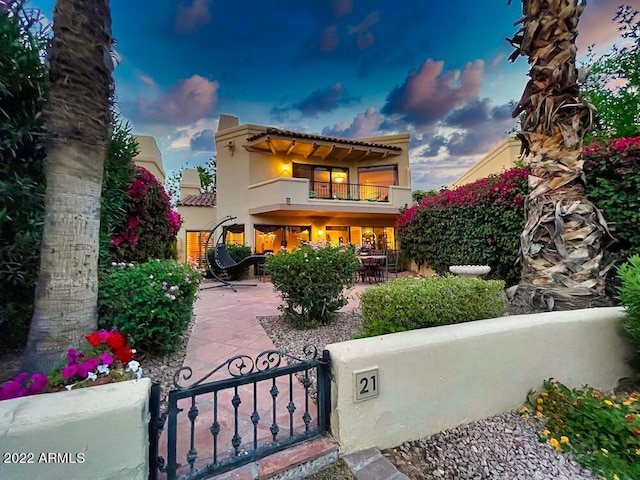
385;250;399;280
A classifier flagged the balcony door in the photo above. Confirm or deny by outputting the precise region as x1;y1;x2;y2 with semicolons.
293;163;349;199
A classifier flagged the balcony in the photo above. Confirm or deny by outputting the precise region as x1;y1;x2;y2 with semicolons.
248;177;412;215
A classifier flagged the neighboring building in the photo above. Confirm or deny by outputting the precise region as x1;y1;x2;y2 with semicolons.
449;137;521;188
210;115;413;256
133;135;166;183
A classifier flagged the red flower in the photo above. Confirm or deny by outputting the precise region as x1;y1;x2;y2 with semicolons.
127;217;140;230
106;331;126;349
112;235;125;247
86;332;103;347
113;346;133;363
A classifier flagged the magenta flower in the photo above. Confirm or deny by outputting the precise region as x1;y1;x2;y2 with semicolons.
81;357;100;373
30;373;48;392
0;380;22;400
61;364;79;379
100;352;114;366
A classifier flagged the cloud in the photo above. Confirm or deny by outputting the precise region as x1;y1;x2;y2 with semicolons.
124;75;219;125
138;72;157;87
347;11;380;50
168;119;219;150
322;107;383;137
320;25;339;53
190;129;215;151
331;0;352;18
174;0;213;35
271;82;358;120
420;135;447;157
382;59;485;126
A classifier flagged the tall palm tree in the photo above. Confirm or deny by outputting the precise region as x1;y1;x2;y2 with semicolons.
22;0;113;372
508;0;612;312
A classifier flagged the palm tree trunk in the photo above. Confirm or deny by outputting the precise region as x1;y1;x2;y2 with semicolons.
22;0;113;372
508;0;612;312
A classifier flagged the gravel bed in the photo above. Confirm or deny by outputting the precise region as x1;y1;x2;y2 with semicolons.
258;311;598;480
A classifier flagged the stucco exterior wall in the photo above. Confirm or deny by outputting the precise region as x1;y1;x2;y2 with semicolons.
180;168;202;199
0;379;151;480
327;308;633;454
450;138;521;188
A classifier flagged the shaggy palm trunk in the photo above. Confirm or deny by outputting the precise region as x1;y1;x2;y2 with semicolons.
22;0;113;372
508;0;612;312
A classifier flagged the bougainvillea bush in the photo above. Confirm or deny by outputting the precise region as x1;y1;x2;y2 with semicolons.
111;166;183;263
584;136;640;266
98;260;201;354
266;243;359;327
397;168;529;286
0;329;141;401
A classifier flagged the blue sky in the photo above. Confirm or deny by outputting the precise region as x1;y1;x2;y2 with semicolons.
29;0;639;190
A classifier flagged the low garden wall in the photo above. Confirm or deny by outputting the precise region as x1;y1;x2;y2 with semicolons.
0;378;151;480
327;307;634;454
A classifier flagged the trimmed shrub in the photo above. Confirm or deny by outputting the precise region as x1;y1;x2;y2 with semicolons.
358;276;506;338
397;168;528;285
98;260;202;354
266;243;359;327
618;255;640;366
0;8;48;349
111;166;183;263
206;244;253;280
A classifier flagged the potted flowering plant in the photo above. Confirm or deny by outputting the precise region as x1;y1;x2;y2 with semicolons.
0;330;143;401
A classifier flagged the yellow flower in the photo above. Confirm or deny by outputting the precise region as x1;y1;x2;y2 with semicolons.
536;411;544;419
560;436;569;444
542;429;550;437
635;449;640;456
521;406;529;412
537;398;544;404
549;438;561;451
523;413;530;419
623;400;632;406
601;448;608;455
541;392;549;397
604;399;613;406
536;405;543;412
613;474;620;480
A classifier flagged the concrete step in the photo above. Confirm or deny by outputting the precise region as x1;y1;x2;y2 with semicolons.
211;435;339;480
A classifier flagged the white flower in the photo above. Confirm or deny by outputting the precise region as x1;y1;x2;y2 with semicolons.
128;360;140;372
65;385;74;391
149;275;154;279
87;372;98;381
97;364;110;375
136;368;143;380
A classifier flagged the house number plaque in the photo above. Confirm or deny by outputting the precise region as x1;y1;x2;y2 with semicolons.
353;368;379;402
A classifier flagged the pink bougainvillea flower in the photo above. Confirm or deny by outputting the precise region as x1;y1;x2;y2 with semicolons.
127;216;140;230
112;235;125;247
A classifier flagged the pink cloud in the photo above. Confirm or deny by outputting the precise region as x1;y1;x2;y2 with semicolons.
348;12;379;50
331;0;352;18
489;53;504;70
577;1;640;54
130;75;219;125
382;59;485;126
322;107;383;138
138;73;156;87
320;25;339;53
174;0;212;35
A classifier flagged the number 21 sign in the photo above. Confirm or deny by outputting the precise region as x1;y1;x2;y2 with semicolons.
353;367;379;402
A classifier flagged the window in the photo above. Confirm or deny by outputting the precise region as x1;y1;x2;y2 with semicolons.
186;231;211;268
254;225;310;253
358;165;398;186
225;224;245;245
293;163;349;199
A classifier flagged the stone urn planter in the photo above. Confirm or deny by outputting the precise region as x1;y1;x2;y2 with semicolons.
448;265;491;278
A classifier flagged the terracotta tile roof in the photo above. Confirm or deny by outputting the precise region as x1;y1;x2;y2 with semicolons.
177;192;217;207
246;127;403;151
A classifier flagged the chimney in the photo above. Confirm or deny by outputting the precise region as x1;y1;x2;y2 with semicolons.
218;114;239;132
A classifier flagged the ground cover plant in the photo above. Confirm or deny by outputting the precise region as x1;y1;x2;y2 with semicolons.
266;242;358;327
358;276;506;338
523;380;640;480
98;260;201;354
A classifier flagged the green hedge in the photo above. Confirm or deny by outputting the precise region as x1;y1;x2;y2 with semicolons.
358;276;506;338
206;244;253;280
618;254;640;367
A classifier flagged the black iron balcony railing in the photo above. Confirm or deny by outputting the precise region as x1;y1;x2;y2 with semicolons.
307;181;390;202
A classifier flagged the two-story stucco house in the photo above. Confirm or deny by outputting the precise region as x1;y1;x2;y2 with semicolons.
206;114;412;255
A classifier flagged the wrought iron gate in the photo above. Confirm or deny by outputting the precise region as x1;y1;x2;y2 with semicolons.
150;346;331;480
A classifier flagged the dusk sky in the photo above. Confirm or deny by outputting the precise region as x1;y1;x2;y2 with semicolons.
29;0;639;190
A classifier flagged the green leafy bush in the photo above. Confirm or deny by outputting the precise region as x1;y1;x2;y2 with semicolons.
396;168;528;286
111;166;183;263
98;260;202;354
0;7;48;349
266;243;359;327
523;379;640;480
358;276;506;338
618;255;640;365
206;244;253;280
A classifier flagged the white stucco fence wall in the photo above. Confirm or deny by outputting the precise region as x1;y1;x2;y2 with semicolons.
327;307;634;454
0;378;151;480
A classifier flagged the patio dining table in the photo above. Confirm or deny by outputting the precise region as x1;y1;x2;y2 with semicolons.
359;255;386;283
